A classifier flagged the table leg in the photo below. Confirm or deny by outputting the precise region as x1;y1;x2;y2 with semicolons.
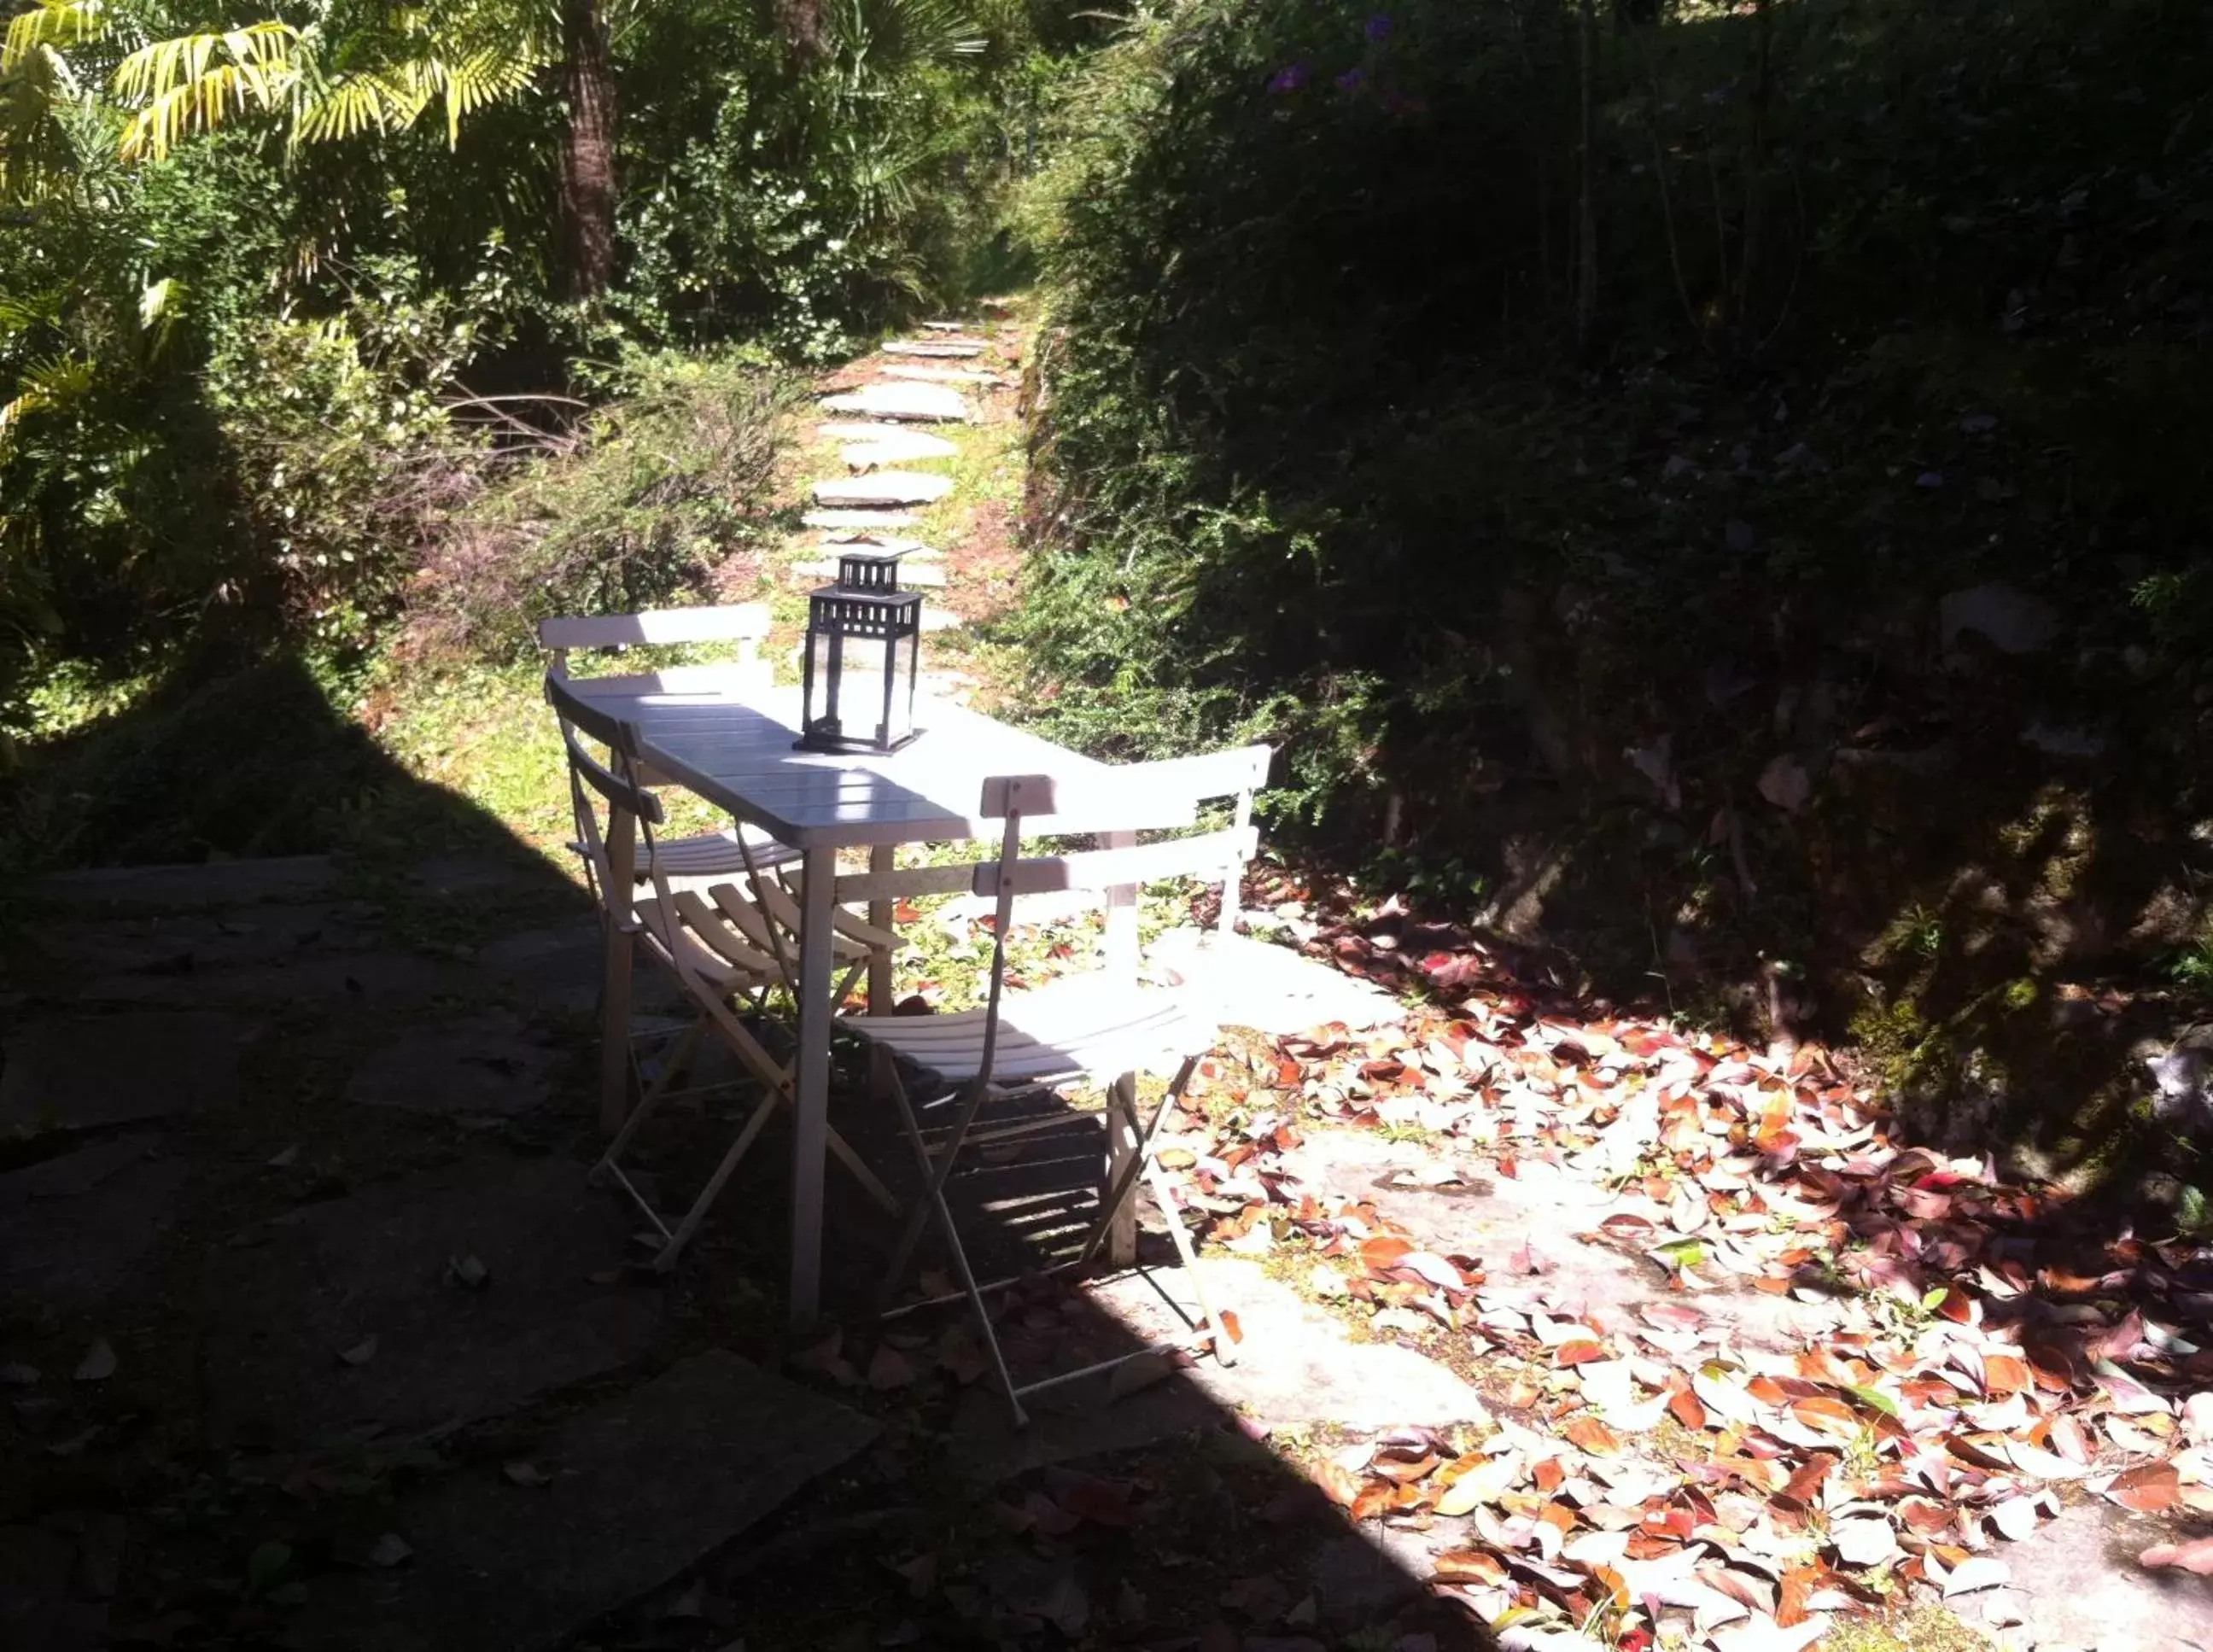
867;843;897;1099
789;844;838;1331
599;805;637;1137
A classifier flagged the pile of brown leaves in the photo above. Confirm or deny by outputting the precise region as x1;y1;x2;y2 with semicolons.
1158;932;2213;1650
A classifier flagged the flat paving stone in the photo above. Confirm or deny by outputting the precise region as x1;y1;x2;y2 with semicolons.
0;1133;196;1313
343;1013;561;1118
1094;1258;1488;1432
1282;1129;1839;1353
812;472;955;508
879;363;1006;386
286;1351;879;1652
0;1012;242;1138
1147;930;1404;1035
79;949;482;1009
33;903;384;977
1978;1501;2213;1652
882;339;985;358
838;431;961;467
820;531;939;557
820;382;971;423
791;558;947;588
33;855;335;909
202;1157;665;1446
803;509;920;530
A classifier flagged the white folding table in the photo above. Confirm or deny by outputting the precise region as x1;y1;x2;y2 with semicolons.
554;666;1176;1329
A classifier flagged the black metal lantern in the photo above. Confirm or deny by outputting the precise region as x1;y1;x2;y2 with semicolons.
797;548;925;754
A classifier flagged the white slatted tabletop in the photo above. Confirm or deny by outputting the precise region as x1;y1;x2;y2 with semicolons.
555;668;1135;849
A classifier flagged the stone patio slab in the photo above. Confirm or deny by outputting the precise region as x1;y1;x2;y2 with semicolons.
0;1012;241;1138
1284;1129;1842;1353
0;1134;196;1313
285;1351;879;1652
78;950;481;1009
202;1157;664;1446
1147;930;1404;1035
343;1013;561;1118
33;855;335;909
33;903;384;977
1978;1502;2213;1652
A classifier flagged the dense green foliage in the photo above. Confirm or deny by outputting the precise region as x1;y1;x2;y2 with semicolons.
0;0;1077;727
1021;0;2213;944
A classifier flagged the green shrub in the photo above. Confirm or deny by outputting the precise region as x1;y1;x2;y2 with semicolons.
412;348;796;659
202;266;487;653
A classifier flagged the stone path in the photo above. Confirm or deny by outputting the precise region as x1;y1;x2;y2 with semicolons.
793;313;1031;668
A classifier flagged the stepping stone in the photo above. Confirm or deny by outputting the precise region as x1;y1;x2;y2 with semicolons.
879;364;1005;386
817;420;930;441
284;1351;879;1652
820;382;969;423
202;1158;666;1447
843;432;960;469
921;319;972;331
812;472;955;509
1147;930;1404;1034
820;532;936;557
882;340;985;359
35;854;335;909
803;509;920;530
343;1013;560;1118
0;1012;242;1138
791;558;946;588
1974;1501;2213;1652
921;609;964;633
0;1133;196;1313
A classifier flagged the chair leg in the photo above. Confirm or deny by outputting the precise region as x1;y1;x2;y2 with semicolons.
590;1016;707;1189
1101;1071;1141;1269
651;1089;782;1270
882;1069;1027;1425
877;1076;990;1305
1142;1149;1236;1369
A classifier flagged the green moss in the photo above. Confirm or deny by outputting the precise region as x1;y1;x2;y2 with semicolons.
1849;995;1936;1095
1820;1605;1994;1652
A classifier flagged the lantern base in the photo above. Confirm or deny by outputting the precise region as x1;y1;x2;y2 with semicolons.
794;726;925;756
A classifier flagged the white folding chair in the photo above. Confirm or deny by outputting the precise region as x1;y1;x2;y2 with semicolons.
548;686;903;1270
843;746;1270;1425
538;604;801;890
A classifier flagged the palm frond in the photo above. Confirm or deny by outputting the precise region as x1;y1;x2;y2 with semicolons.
1;1;107;74
0;351;96;458
112;21;301;161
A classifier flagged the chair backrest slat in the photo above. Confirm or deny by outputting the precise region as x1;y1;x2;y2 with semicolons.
557;709;665;826
973;826;1259;899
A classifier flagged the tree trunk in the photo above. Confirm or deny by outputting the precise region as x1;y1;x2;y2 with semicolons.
1574;0;1599;353
556;0;616;301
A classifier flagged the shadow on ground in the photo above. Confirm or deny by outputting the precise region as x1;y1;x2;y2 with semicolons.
0;653;1478;1652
